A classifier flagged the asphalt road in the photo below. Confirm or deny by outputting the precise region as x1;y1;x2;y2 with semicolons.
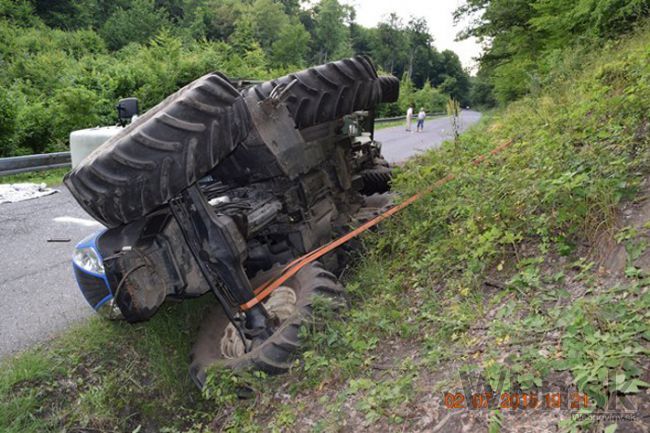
0;110;481;359
0;188;103;357
376;110;482;163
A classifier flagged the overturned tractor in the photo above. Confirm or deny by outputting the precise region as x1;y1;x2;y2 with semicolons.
66;56;399;387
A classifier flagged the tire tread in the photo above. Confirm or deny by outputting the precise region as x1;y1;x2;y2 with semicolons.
64;73;251;227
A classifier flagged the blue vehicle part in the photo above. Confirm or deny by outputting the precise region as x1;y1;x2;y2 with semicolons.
72;229;113;310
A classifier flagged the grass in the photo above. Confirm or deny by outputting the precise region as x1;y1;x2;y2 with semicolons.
374;119;404;130
0;167;69;186
1;22;650;433
0;297;217;433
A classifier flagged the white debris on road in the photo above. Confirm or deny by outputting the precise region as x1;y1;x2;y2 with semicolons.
53;216;103;227
0;183;58;204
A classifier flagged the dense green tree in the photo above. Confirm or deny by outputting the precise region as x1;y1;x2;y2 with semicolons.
397;72;415;112
276;0;302;15
0;0;41;27
404;18;430;77
249;0;289;49
412;81;447;113
91;0;132;25
50;87;106;143
310;0;352;62
271;22;310;66
100;0;171;50
372;13;408;74
392;73;446;115
436;50;470;104
184;0;244;41
155;0;186;22
14;100;55;155
0;88;17;156
455;0;650;104
229;14;260;55
468;74;496;108
530;0;650;45
349;20;373;54
30;0;81;29
405;17;441;88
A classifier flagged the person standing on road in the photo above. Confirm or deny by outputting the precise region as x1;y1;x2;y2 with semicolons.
406;106;413;132
416;107;426;132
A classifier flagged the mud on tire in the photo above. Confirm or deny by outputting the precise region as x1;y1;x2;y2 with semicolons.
64;72;252;228
189;262;345;388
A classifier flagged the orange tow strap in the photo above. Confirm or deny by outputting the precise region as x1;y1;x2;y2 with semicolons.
240;139;514;311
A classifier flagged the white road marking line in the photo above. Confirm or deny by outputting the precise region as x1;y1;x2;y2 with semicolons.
53;216;102;227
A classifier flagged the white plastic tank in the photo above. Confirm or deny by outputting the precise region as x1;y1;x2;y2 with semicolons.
69;126;123;168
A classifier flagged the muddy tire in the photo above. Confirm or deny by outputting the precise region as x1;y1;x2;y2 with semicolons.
64;72;252;227
360;167;392;195
244;56;398;129
189;262;345;388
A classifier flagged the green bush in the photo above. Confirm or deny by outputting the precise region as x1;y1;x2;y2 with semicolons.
412;82;447;114
271;22;311;67
0;19;278;156
0;87;17;156
99;0;171;51
385;73;447;117
0;0;40;27
50;87;107;142
13;101;54;156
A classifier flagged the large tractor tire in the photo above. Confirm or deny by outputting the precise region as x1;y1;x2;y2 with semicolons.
64;58;399;227
360;166;392;195
188;262;345;388
244;56;399;129
64;72;252;228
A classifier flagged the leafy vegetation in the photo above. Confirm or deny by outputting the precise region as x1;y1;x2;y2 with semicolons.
456;0;650;105
0;0;471;157
1;16;648;432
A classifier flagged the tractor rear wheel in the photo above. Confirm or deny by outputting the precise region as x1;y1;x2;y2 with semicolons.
189;262;345;388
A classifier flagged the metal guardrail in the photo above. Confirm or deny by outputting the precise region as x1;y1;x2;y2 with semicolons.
375;116;406;123
0;114;451;176
374;112;445;123
0;152;71;176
